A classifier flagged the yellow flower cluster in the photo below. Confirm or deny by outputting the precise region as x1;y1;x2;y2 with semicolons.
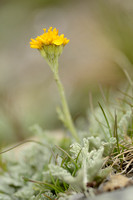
30;27;69;49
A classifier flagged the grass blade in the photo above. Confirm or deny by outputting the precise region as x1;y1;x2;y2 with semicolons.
98;102;112;137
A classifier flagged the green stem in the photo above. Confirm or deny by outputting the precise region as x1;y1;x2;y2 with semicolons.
53;59;79;142
40;49;79;142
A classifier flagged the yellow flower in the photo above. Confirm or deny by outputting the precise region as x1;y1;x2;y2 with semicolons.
30;27;69;49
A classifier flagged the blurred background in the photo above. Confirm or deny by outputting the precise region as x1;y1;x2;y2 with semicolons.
0;0;133;145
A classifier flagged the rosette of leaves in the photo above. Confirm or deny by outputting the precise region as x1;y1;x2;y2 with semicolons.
36;138;111;199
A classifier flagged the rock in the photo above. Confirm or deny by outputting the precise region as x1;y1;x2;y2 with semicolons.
70;186;133;200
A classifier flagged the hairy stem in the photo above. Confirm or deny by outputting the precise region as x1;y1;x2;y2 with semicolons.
53;60;79;142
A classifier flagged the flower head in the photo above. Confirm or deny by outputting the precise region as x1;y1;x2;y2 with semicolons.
30;27;69;49
30;27;69;71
